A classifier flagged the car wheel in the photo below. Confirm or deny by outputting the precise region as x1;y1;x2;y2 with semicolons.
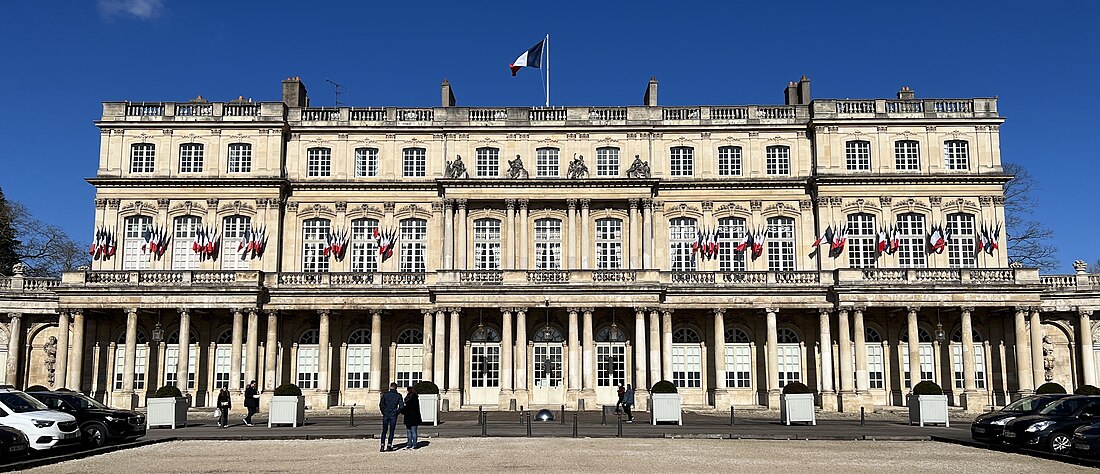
83;423;107;448
1048;433;1071;454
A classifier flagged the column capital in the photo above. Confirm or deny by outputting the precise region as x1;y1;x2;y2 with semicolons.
177;308;190;316
448;307;463;315
765;307;779;315
505;199;516;210
567;199;577;210
642;199;654;210
566;307;580;315
628;198;639;209
70;308;84;318
421;308;434;315
712;308;726;316
7;312;20;320
265;309;278;317
456;199;467;210
318;309;332;317
443;199;453;211
126;308;139;316
633;307;649;314
819;308;832;316
1014;306;1030;315
517;199;529;210
959;306;975;314
513;307;527;314
852;305;867;313
906;306;921;314
500;307;514;315
1081;309;1095;318
579;199;591;210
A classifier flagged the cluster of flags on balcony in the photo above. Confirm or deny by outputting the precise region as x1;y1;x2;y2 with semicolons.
927;224;951;254
876;226;901;255
375;227;399;261
237;225;267;260
975;222;1001;255
89;227;117;260
324;227;349;260
734;227;768;258
691;226;722;259
192;226;220;260
140;225;170;258
812;224;849;253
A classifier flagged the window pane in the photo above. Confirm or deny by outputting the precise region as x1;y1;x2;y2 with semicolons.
302;218;331;273
718;146;742;176
766;146;790;175
944;140;969;170
351;219;379;272
355;148;378;177
172;216;201;270
846;213;876;268
896;213;926;268
947;213;976;268
400;219;427;272
228;143;252;173
123;216;153;270
536;148;559;177
307;147;331;177
179;143;204;173
476;148;499;177
669;147;694;176
717;217;746;271
596;147;619;176
894;140;920;170
534;218;562;270
473;218;501;270
131;143;156;173
403;148;426;177
221;215;251;270
845;141;870;171
766;217;795;271
595;218;622;269
669;218;697;271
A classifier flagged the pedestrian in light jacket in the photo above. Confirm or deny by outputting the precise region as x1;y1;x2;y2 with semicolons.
379;383;404;452
217;388;231;428
402;386;422;450
243;380;260;426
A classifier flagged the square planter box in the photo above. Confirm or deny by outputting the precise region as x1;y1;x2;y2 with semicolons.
908;394;949;427
419;394;439;426
650;393;682;425
268;395;306;427
780;393;816;426
147;397;188;429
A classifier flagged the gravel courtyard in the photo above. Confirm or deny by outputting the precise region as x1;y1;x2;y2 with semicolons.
29;438;1089;473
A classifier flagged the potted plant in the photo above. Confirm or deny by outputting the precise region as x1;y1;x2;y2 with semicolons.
1036;382;1067;394
268;383;306;428
147;385;188;429
908;381;949;427
649;380;682;425
1074;384;1100;395
780;382;816;426
414;381;440;426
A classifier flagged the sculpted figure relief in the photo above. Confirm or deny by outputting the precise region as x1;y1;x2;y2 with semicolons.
445;155;469;179
43;336;58;386
567;154;589;180
507;155;529;179
626;155;651;178
1042;335;1055;381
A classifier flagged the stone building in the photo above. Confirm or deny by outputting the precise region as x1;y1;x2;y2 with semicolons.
1;77;1098;413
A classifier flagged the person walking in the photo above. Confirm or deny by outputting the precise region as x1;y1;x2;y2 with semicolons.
623;384;635;422
243;380;260;426
379;382;404;452
402;386;422;450
616;384;626;414
216;388;232;428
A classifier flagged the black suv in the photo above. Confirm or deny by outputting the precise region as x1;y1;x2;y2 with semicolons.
26;391;145;448
971;394;1069;443
1001;395;1100;455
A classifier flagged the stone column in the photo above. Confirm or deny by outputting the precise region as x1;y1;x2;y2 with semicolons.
68;310;86;390
4;313;20;385
634;308;647;389
580;199;591;269
1081;310;1096;387
318;309;331;392
518;199;529;269
1013;307;1034;394
818;309;834;393
907;307;921;387
176;308;191;390
370;310;383;391
421;309;434;378
837;308;853;393
123;308;139;393
434;310;446;385
443;200;454;270
264;310;278;391
1030;309;1044;388
230;309;244;390
501;308;514;393
766;308;779;397
642;199;653;269
55;311;70;389
649;309;661;383
245;309;259;385
567;199;578;269
515;308;528;395
961;307;977;392
582;308;594;390
713;309;726;389
456;199;468;270
567;308;580;391
628;199;641;269
661;310;673;382
448;308;460;392
504;200;515;270
853;306;869;392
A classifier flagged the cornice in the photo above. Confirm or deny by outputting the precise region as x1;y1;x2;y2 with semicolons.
811;174;1012;187
437;178;659;189
86;177;290;189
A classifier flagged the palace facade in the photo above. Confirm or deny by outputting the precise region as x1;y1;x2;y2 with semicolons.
1;77;1098;413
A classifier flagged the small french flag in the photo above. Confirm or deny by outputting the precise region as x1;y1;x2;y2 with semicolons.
510;39;545;76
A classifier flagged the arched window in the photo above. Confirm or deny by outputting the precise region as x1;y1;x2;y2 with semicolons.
946;213;976;268
221;215;251;270
845;140;871;171
725;328;750;343
865;327;885;389
894;140;920;171
766;216;795;271
403;147;426;177
355;147;378;177
113;330;148;391
718;146;742;176
476;147;500;177
595;218;623;269
776;328;801;387
846;213;877;269
473;218;502;270
533;325;565;342
214;329;233;389
673;328;701;343
350;218;380;273
347;328;371;389
534;218;562;270
299;329;319;344
944;140;969;170
302;218;331;273
777;328;800;343
669;146;694;176
596;323;627;387
765;145;790;175
470;326;502;343
130;143;156;173
536;147;559;177
216;329;233;344
951;327;987;390
671;328;701;388
896;213;927;268
718;217;747;272
227;143;252;173
596;147;619;176
669;217;697;271
296;329;319;389
178;143;204;173
396;329;424;344
394;327;423;387
399;218;428;273
164;329;198;389
724;328;751;388
172;215;202;270
306;147;331;177
595;325;628;342
123;215;153;270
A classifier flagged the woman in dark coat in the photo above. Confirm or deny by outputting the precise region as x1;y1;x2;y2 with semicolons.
217;388;231;428
402;386;422;449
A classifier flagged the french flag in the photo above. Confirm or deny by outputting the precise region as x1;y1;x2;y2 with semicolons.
510;39;544;76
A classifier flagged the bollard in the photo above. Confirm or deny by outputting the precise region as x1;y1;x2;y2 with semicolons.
482;411;488;436
860;406;865;426
526;412;532;437
730;405;735;426
560;405;566;425
572;413;578;438
602;406;607;425
617;413;623;437
478;406;483;426
349;404;355;427
519;410;525;425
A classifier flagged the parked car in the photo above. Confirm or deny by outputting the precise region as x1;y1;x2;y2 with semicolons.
0;425;30;461
1002;395;1100;455
0;388;80;451
971;394;1070;443
26;390;146;448
1072;421;1100;458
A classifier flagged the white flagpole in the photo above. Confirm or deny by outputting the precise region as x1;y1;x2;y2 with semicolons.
545;33;550;107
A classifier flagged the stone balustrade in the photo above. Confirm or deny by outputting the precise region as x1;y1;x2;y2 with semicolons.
838;267;1039;286
60;270;261;287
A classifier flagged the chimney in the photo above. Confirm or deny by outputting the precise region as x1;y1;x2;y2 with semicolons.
441;79;456;107
797;75;811;105
897;85;916;100
784;81;798;105
643;77;658;106
282;76;309;107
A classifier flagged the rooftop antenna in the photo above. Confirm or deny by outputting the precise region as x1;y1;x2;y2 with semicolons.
325;78;345;106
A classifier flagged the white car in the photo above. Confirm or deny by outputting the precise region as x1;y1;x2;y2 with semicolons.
0;388;80;451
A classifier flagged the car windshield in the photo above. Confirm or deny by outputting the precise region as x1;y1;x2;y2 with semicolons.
1004;396;1052;413
0;392;50;413
64;394;108;410
1038;398;1086;416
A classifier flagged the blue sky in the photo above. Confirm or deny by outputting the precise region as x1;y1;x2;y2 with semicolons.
1;1;1097;272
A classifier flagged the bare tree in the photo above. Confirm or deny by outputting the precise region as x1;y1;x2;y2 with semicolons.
7;201;89;277
1002;162;1058;270
1089;259;1100;274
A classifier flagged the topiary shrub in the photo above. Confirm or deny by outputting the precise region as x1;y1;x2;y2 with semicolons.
1074;384;1100;395
413;380;439;395
273;383;303;397
651;380;677;394
24;385;50;392
912;381;943;396
781;381;814;395
1036;382;1067;395
152;385;183;398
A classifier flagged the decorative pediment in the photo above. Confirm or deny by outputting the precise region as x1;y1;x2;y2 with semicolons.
718;136;744;145
295;203;336;219
892;198;932;215
474;137;499;147
594;136;619;145
346;203;384;219
841;198;881;215
940;197;980;214
351;137;381;147
120;200;158;215
761;201;801;217
218;200;256;216
714;202;751;218
169;201;207;216
397;203;429;219
664;202;702;218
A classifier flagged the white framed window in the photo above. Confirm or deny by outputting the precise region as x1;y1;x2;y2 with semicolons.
113;340;149;390
944;140;969;170
172;216;201;270
403;147;426;177
346;328;371;389
894;140;920;171
473;218;502;270
164;335;198;389
306;147;331;177
296;329;319;390
718;146;742;176
846;213;877;269
776;328;801;387
671;328;702;388
533;341;563;387
766;216;795;271
534;218;562;270
227;143;252;173
718;217;746;272
865;328;884;390
395;329;424;388
901;328;935;388
470;329;501;388
896;213;927;268
724;328;751;388
596;147;619;177
221;215;251;270
355;147;379;177
669;146;694;176
765;145;790;175
669;217;697;271
536;147;559;177
214;336;231;389
130;143;156;173
178;143;204;173
845;140;871;171
350;218;379;273
399;218;427;272
596;342;626;388
946;213;976;268
595;218;623;269
302;218;331;273
476;147;499;177
123;215;153;270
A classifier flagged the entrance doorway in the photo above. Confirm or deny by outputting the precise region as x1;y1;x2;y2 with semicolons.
531;325;565;405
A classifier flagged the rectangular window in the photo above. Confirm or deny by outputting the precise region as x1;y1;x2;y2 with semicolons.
777;344;801;387
896;213;927;268
123;216;153;270
595;218;623;269
867;344;884;389
596;344;626;387
164;345;197;389
894;140;920;171
596;147;619;176
214;346;231;389
399;219;427;272
725;344;752;388
766;217;795;271
846;214;877;269
718;146;742;176
178;143;204;173
115;345;148;390
946;213;976;268
845;140;871;171
766;145;790;175
476;148;499;177
534;219;562;270
536;148;559;177
469;345;501;388
130;143;156;173
671;344;702;388
902;344;936;388
473;219;502;270
302;219;331;273
355;148;379;177
350;219;379;273
227;143;252;173
296;346;319;389
718;217;746;272
669;218;697;271
669;147;694;176
172;216;201;270
346;346;371;389
395;345;423;388
533;345;563;387
944;140;970;170
306;147;331;177
221;216;251;270
403;148;426;177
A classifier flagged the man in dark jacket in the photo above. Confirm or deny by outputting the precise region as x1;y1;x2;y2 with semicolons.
379;382;404;451
243;380;260;426
623;384;635;422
